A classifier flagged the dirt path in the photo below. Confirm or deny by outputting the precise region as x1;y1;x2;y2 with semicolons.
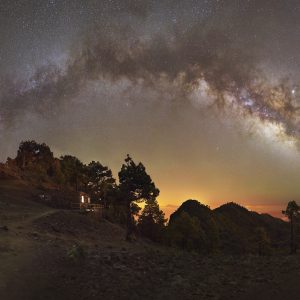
0;203;126;300
0;194;58;300
1;187;300;300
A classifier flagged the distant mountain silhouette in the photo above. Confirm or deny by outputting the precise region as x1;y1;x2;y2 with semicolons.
169;200;289;254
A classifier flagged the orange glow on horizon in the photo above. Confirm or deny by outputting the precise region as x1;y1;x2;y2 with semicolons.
158;196;287;220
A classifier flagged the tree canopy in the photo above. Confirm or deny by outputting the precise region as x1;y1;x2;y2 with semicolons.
86;161;115;206
118;155;159;240
282;201;300;254
16;140;54;169
137;198;166;242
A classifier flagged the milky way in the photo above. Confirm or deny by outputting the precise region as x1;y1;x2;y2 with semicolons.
1;0;300;216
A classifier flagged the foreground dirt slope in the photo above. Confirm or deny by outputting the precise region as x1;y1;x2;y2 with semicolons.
1;181;300;300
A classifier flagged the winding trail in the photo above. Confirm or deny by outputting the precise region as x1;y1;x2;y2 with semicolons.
0;203;58;300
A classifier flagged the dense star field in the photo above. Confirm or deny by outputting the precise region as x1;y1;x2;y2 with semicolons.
1;0;300;216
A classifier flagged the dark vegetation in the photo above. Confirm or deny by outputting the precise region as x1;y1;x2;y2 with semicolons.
0;140;297;255
282;201;300;254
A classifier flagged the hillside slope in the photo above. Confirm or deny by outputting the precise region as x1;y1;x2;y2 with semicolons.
1;182;300;299
169;200;289;254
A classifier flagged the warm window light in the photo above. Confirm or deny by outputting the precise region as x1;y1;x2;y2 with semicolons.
81;195;84;203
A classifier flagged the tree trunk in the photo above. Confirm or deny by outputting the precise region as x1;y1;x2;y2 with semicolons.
126;201;133;241
75;174;78;192
290;216;295;254
22;153;26;169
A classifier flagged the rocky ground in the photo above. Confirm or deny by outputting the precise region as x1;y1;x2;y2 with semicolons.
1;181;300;300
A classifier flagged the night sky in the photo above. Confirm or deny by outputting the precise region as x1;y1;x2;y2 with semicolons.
1;0;300;217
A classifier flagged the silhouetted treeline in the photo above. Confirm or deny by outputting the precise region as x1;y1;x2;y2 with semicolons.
0;140;296;255
167;200;289;254
2;141;165;241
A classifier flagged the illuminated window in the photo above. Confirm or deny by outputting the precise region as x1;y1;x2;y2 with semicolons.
81;195;84;203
